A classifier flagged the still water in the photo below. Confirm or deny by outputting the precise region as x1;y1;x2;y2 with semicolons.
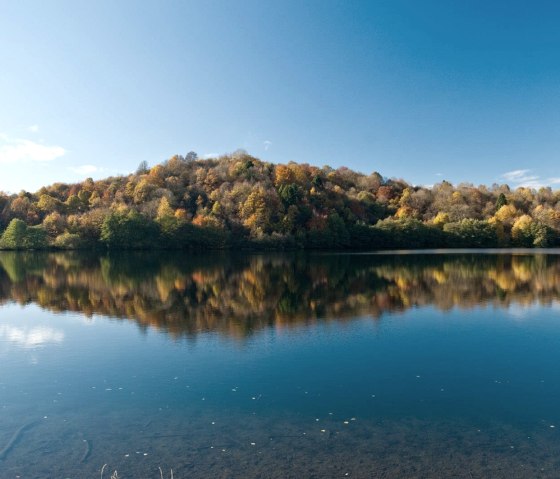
1;251;560;478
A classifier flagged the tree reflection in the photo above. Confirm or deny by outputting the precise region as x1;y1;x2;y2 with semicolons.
1;251;559;339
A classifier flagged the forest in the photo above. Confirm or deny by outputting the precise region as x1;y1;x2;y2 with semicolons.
1;150;559;250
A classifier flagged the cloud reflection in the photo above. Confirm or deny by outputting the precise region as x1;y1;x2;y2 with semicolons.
0;325;64;348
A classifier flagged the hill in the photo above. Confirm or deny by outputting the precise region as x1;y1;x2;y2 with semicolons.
0;151;558;249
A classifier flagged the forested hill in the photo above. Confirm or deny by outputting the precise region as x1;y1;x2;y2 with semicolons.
0;151;559;250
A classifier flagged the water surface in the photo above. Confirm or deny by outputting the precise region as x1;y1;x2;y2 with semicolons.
1;251;560;478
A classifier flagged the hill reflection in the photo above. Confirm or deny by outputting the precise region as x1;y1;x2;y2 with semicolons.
1;251;559;338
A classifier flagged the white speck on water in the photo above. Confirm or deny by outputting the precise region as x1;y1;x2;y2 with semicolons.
371;395;375;398
321;429;326;433
550;425;555;428
328;412;333;415
143;453;148;456
252;397;256;400
174;377;178;380
232;389;237;392
211;422;215;425
222;449;226;452
124;454;129;457
351;418;356;421
440;388;444;392
43;416;47;419
343;421;349;425
315;419;319;422
251;442;256;446
105;388;112;391
416;375;421;378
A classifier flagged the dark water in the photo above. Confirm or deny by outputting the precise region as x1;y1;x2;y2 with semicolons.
1;251;560;478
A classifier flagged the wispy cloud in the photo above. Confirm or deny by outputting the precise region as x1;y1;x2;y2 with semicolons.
28;124;39;133
0;134;65;164
202;152;218;159
68;164;100;175
263;140;272;151
502;169;537;182
500;169;560;189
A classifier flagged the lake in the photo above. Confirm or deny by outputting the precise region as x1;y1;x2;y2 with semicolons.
1;250;560;478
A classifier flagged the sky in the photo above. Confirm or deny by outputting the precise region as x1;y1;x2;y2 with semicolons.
1;0;560;193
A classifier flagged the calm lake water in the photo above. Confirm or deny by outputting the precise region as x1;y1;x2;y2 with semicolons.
1;250;560;478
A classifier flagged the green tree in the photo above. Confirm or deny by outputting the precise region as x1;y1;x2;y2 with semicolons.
100;210;160;249
444;219;498;247
0;219;27;249
496;193;508;211
0;219;47;249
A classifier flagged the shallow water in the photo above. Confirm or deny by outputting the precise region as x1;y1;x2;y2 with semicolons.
1;250;560;478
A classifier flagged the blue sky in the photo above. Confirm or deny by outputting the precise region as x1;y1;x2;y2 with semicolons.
1;0;560;193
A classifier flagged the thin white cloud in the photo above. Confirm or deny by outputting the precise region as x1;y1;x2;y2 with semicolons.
502;169;536;182
263;140;272;151
500;169;560;189
28;125;39;133
202;152;218;159
0;134;65;164
68;164;100;175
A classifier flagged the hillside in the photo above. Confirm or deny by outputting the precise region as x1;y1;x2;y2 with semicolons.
1;151;559;249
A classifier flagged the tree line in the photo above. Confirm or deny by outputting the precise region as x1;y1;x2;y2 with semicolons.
1;150;559;250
